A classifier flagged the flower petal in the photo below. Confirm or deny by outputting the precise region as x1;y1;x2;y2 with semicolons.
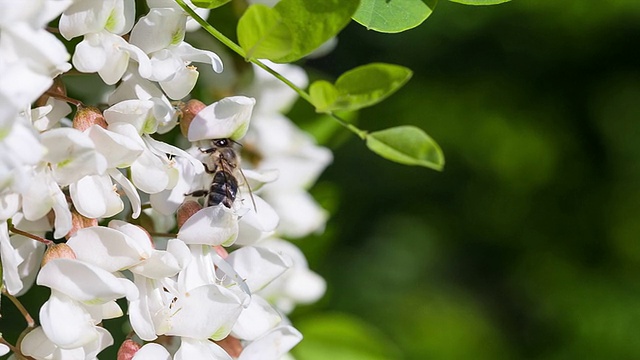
131;148;171;194
238;326;302;360
21;327;56;359
104;99;155;134
40;291;99;349
109;168;142;218
231;296;281;341
225;246;291;292
60;0;117;39
67;226;149;272
174;42;223;73
86;124;144;168
159;65;198;100
70;174;124;219
174;338;231;360
133;343;171;360
167;284;244;340
129;8;186;54
0;221;23;295
37;258;138;303
235;195;279;246
188;96;255;141
177;206;238;246
41;127;107;185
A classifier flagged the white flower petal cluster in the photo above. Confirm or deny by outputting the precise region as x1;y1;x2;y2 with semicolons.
243;61;333;239
0;2;331;359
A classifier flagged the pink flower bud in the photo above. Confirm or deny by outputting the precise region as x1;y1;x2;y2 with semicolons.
215;336;243;358
73;106;108;131
179;99;206;138
41;243;76;267
177;200;202;229
117;339;142;360
66;209;98;239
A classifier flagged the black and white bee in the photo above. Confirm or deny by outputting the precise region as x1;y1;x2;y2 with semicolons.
185;138;255;210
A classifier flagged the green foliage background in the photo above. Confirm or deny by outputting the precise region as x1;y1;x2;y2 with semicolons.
292;0;640;359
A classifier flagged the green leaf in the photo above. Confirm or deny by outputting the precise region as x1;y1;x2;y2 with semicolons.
310;63;412;112
309;80;339;112
292;313;401;360
238;0;359;62
365;125;444;170
448;0;510;5
237;4;293;60
192;0;231;9
273;0;360;62
353;0;437;33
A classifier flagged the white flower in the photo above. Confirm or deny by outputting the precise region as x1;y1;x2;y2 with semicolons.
59;0;135;39
21;165;72;239
70;124;144;219
188;96;255;142
178;206;239;246
40;127;107;186
0;216;47;296
174;337;231;360
103;102;198;196
0;114;45;194
132;342;171;360
108;70;179;133
21;325;113;360
32;97;72;132
129;8;223;99
146;0;210;32
243;62;332;238
238;326;302;360
60;0;152;83
223;246;291;341
35;258;137;350
0;22;71;106
72;30;152;84
257;238;326;313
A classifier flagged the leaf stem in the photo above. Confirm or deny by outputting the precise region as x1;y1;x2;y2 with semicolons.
2;289;35;328
8;225;53;246
44;91;83;108
175;0;246;58
173;0;368;139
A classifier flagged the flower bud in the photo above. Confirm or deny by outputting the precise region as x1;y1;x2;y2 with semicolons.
66;209;98;239
41;243;76;267
177;200;202;229
179;99;206;138
215;336;243;358
117;339;142;360
73;105;107;131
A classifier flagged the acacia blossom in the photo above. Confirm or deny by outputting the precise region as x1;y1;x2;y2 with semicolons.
0;2;331;359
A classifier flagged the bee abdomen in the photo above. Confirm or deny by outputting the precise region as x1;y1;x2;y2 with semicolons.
207;170;239;208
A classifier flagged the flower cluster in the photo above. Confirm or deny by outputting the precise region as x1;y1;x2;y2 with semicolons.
0;1;330;359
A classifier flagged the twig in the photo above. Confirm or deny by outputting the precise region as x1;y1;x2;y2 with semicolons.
2;289;35;328
8;225;53;246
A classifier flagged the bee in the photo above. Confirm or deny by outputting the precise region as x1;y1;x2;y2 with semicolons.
185;138;256;210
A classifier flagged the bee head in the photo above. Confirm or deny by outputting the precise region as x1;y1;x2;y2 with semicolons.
212;138;230;148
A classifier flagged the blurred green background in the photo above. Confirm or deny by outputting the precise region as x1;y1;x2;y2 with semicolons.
291;1;640;359
4;1;640;359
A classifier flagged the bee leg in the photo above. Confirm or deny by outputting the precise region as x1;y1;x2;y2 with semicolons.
184;189;209;197
202;163;217;174
199;147;215;154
